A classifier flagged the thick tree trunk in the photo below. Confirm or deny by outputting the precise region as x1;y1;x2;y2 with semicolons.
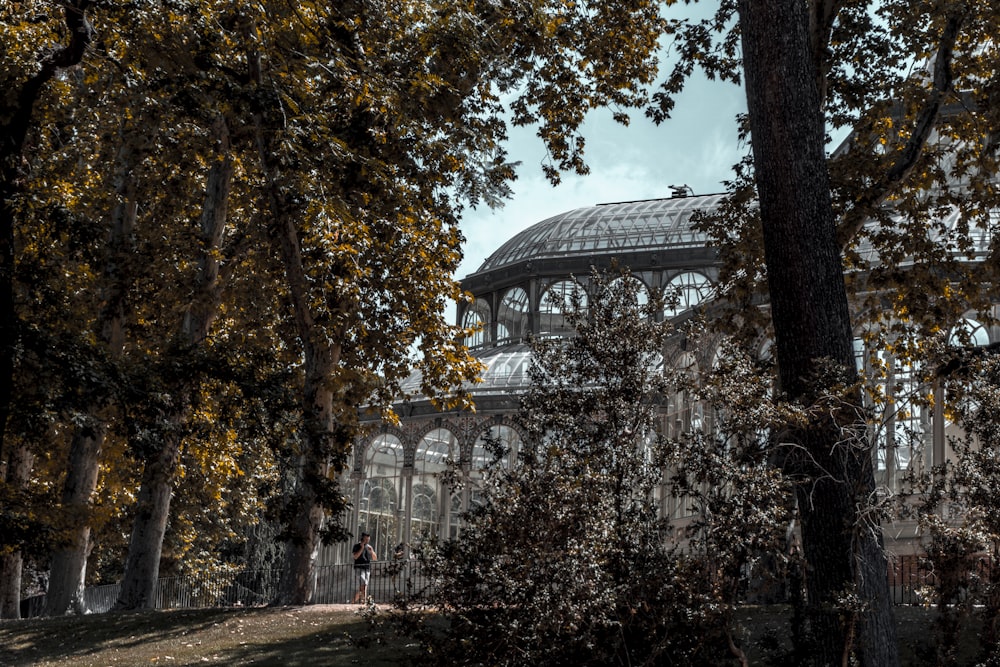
0;441;34;618
242;25;344;605
0;195;14;507
737;1;899;665
273;353;335;606
0;173;18;621
115;434;182;610
45;422;105;615
115;118;232;611
0;552;24;619
0;198;17;620
257;164;343;605
0;2;96;617
275;458;329;605
46;133;138;616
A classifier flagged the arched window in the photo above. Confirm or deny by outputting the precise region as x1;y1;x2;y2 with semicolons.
664;271;713;318
364;433;403;473
944;318;990;428
497;287;529;343
472;424;522;470
358;434;404;551
666;351;698;438
948;317;990;347
448;493;462;538
359;478;397;554
410;427;457;544
462;299;491;348
539;280;587;335
606;275;650;317
410;482;437;544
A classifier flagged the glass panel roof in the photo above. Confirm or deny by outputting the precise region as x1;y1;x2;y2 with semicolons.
397;341;665;400
476;194;725;273
398;343;534;398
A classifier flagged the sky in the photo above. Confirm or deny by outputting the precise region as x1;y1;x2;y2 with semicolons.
455;74;749;279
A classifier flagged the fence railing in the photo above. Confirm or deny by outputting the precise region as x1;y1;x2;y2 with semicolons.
20;557;965;618
21;561;431;618
888;557;935;606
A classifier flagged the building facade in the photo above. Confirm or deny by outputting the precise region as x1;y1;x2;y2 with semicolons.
321;191;996;565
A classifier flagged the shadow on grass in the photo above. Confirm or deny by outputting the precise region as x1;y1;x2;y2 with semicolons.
212;622;416;667
1;603;984;666
0;606;416;667
1;608;231;666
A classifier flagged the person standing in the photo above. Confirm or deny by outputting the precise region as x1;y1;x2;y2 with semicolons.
390;542;407;594
351;532;377;604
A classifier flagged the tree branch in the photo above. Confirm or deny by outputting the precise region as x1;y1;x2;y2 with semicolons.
809;0;844;106
3;1;95;164
836;8;966;250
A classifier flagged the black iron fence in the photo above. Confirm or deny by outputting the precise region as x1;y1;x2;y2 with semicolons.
19;557;972;618
20;561;431;618
888;556;934;606
887;554;995;606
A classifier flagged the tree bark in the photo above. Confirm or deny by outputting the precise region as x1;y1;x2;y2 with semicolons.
115;434;182;610
737;1;899;665
115;118;233;611
263;208;340;605
0;0;97;618
45;132;138;616
45;422;105;615
259;170;339;605
273;346;336;606
240;18;343;605
0;190;20;620
0;551;24;620
0;441;34;618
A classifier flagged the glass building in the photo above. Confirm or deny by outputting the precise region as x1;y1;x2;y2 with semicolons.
321;191;996;565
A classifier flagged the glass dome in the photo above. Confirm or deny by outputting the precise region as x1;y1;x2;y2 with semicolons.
475;193;726;273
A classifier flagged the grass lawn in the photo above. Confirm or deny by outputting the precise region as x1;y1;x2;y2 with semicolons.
0;603;987;666
0;604;412;667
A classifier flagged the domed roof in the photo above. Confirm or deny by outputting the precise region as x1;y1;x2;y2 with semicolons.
476;193;726;273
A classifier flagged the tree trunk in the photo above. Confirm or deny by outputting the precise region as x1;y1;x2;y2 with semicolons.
0;4;94;615
45;422;105;615
0;0;96;457
45;131;139;616
275;456;329;605
0;196;18;621
0;193;15;519
0;165;19;620
115;117;233;611
0;440;34;618
0;552;24;620
115;434;182;610
240;22;344;605
737;1;899;665
0;3;98;616
256;166;342;605
273;350;335;606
